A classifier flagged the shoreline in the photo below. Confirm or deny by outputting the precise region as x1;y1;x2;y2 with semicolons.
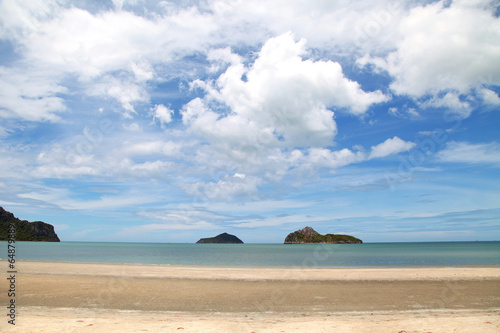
13;260;500;280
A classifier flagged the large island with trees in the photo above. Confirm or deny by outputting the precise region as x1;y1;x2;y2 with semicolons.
284;226;362;244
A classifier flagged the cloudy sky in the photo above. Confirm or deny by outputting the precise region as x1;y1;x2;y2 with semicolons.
0;0;499;243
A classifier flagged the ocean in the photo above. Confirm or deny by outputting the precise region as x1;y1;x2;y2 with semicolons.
3;241;500;267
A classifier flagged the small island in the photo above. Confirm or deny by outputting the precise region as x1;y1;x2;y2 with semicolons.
0;207;60;242
284;226;362;244
196;232;244;244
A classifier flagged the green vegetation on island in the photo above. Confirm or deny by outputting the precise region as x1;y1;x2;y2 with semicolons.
0;207;60;242
196;232;244;244
284;226;362;244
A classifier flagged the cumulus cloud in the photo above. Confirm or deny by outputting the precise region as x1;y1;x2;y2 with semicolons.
392;1;499;95
208;0;405;54
421;92;472;119
2;0;497;217
296;136;415;172
0;3;217;120
369;136;416;159
21;7;216;78
151;104;174;126
307;148;365;169
3;0;496;124
184;33;387;150
480;88;500;106
358;0;500;116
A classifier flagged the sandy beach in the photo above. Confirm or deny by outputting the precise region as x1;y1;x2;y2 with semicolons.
2;261;499;332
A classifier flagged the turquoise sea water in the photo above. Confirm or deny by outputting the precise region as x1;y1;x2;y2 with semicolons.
3;241;499;267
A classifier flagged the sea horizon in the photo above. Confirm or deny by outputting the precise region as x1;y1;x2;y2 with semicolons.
41;239;500;244
5;240;500;268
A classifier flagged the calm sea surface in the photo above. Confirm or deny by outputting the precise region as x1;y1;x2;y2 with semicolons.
2;241;499;267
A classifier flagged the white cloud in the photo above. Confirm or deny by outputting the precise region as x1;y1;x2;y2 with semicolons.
18;186;158;211
388;106;420;119
129;160;173;175
406;108;419;118
136;205;329;230
0;4;218;119
231;214;331;229
21;7;216;78
308;148;365;169
0;0;56;39
4;0;495;124
358;1;500;113
0;125;10;137
123;122;142;132
292;136;416;173
30;135;184;181
132;208;226;231
479;88;500;106
200;199;313;214
0;147;33;180
369;136;416;159
183;33;387;151
0;67;66;121
2;0;498;212
0;1;404;123
87;75;148;116
33;146;99;178
138;209;226;223
393;1;499;95
151;104;174;126
421;92;472;119
184;174;262;202
127;221;218;231
207;46;242;72
130;61;154;81
208;0;406;54
437;141;500;165
125;140;180;156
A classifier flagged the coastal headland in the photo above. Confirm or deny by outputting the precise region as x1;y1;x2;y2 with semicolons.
1;261;499;332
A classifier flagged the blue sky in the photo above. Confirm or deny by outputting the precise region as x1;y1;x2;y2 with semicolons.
0;0;499;243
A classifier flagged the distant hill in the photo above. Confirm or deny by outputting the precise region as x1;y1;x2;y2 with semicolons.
284;226;362;244
0;207;60;242
196;232;244;244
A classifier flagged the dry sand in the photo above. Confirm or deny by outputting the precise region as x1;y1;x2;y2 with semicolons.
1;261;499;332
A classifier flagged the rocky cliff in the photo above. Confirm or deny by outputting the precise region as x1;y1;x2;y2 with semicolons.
284;226;362;244
0;207;60;242
196;232;244;244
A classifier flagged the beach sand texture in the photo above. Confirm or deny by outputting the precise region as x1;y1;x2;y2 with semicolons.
1;261;499;332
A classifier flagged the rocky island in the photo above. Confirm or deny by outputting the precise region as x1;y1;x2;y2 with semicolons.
0;207;60;242
284;226;362;244
196;232;244;244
